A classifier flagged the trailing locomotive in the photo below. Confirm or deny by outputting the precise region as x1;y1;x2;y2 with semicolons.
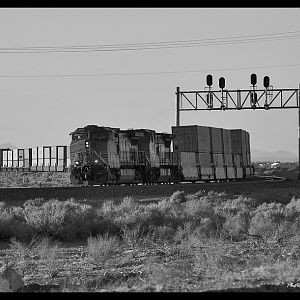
69;124;254;185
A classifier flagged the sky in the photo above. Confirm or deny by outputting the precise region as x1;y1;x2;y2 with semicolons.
0;8;299;154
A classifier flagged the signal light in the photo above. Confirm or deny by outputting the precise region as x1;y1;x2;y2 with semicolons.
206;74;213;87
251;73;257;86
263;76;270;88
219;77;225;89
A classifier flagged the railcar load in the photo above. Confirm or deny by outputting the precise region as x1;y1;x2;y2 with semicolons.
0;146;70;172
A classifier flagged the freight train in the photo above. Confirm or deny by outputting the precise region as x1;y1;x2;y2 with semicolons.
0;124;254;185
69;124;254;185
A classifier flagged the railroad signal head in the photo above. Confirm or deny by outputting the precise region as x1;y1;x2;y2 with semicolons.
219;77;225;89
263;76;270;88
251;73;257;86
206;74;213;87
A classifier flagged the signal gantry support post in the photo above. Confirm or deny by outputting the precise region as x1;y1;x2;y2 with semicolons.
176;85;300;179
176;86;180;127
298;84;300;179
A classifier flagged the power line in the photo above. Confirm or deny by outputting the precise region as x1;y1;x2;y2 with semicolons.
1;29;300;49
0;63;299;78
0;30;299;53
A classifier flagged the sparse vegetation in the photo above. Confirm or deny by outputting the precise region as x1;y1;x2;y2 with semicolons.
86;233;119;268
2;189;300;292
0;171;71;188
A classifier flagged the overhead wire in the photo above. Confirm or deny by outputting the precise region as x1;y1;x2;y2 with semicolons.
0;63;299;78
0;30;299;53
2;29;300;49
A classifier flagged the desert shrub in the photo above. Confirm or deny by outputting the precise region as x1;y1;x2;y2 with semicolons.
8;236;59;277
192;217;220;238
144;258;185;291
99;196;187;233
186;190;207;201
248;201;300;243
0;204;32;241
219;195;256;215
169;190;186;204
23;198;99;240
99;197;146;230
113;206;145;229
142;203;166;227
184;197;225;238
146;225;175;243
287;236;300;261
204;191;229;205
214;196;256;241
111;198;149;230
173;221;196;243
24;198;48;207
285;197;300;218
86;233;119;267
191;238;248;277
155;198;187;228
182;194;256;240
222;211;251;241
121;225;145;251
100;200;117;220
183;198;215;221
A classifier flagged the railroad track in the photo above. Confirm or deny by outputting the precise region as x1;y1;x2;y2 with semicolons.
0;175;287;205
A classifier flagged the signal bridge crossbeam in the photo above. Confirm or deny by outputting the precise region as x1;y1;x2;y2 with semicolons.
175;85;300;179
176;87;299;112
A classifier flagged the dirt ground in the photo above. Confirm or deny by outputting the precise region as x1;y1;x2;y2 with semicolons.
1;176;300;292
1;237;300;292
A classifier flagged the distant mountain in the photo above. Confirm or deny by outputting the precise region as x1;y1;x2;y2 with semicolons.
251;149;297;162
0;143;17;149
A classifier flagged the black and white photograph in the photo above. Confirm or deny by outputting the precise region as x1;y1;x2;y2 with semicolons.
0;7;300;293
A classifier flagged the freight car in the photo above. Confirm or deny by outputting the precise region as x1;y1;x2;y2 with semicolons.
0;146;70;172
68;124;254;185
172;125;253;182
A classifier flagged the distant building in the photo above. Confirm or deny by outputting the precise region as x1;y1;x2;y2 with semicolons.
270;162;280;168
